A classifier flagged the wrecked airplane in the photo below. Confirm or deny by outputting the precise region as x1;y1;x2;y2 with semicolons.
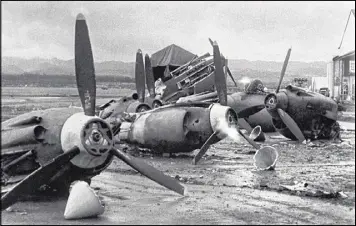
263;48;341;142
1;13;186;211
99;38;276;165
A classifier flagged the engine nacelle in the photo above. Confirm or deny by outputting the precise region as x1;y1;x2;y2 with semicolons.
126;101;151;113
61;112;114;169
117;103;238;153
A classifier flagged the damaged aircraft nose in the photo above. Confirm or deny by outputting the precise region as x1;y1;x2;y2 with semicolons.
209;104;238;139
265;92;288;118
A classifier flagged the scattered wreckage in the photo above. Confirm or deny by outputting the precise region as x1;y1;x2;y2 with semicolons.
98;37;277;165
98;44;342;165
1;12;347;221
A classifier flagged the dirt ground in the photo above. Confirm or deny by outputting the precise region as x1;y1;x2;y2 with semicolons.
1;88;355;225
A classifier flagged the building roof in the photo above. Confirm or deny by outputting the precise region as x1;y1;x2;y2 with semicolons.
333;50;355;61
150;44;196;68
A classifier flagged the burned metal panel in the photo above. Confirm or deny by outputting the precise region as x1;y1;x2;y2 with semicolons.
1;107;83;165
117;106;214;153
2;126;46;149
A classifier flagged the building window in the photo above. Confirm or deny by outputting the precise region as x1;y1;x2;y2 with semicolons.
350;60;355;73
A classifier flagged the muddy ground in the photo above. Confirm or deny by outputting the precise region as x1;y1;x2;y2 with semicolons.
1;88;355;225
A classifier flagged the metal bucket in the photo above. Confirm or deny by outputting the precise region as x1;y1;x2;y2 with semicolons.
253;146;279;170
249;125;266;142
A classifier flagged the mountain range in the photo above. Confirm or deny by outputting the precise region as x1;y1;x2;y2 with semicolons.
2;56;327;78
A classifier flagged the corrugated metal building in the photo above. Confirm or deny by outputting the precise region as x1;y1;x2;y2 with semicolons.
328;9;355;101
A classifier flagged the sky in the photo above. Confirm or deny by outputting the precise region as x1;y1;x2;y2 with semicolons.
2;1;355;62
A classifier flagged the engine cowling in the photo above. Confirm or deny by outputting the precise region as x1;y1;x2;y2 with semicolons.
118;108;189;147
209;104;238;139
61;112;114;169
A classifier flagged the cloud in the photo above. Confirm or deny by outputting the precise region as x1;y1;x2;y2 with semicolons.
2;1;355;62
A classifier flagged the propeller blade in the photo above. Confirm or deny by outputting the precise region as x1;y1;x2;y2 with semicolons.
145;54;155;97
110;148;185;196
213;41;228;106
237;129;261;149
276;48;292;93
237;105;265;118
192;131;218;165
1;146;80;210
135;49;145;103
75;13;96;116
227;67;238;87
237;118;253;133
208;38;214;47
277;108;305;142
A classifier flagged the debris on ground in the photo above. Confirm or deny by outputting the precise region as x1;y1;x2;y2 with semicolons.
253;146;279;171
5;207;14;212
330;141;353;148
279;181;349;199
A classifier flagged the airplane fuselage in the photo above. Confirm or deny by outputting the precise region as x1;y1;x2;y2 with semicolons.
1;107;114;191
265;85;340;140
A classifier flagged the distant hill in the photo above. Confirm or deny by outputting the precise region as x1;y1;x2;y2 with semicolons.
228;59;327;77
2;57;135;77
2;56;327;79
2;64;25;74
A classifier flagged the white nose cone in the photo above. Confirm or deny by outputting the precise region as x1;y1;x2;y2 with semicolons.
64;181;105;220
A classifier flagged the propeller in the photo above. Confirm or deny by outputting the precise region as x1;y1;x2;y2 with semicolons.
145;54;155;98
135;49;146;103
210;38;263;131
77;15;184;195
237;105;265;119
111;148;185;195
226;67;238;87
1;13;95;210
1;147;80;210
193;39;271;164
208;38;214;46
192;131;218;165
237;130;261;149
75;13;96;116
236;103;265;134
192;40;227;164
2;14;186;211
277;108;305;142
212;41;228;106
210;38;261;122
276;48;291;93
208;38;237;87
264;48;306;142
237;118;253;133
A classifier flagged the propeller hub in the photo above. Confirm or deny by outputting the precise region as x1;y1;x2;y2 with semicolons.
61;112;114;169
265;94;278;110
264;92;288;118
82;120;113;156
91;130;102;142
